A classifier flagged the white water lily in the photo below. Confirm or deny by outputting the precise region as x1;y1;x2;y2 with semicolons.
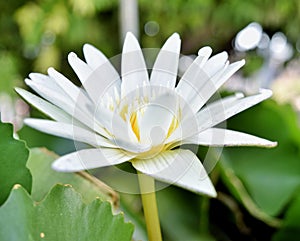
16;32;276;197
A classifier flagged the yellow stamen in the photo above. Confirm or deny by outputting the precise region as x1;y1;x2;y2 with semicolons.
130;111;140;141
119;104;128;120
167;116;179;138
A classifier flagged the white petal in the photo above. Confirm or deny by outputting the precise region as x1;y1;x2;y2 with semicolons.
68;52;93;84
47;67;81;102
29;73;64;95
25;78;109;137
150;33;181;89
83;44;109;70
30;71;98;117
194;60;245;112
83;44;122;102
15;88;72;123
176;47;213;110
195;89;273;131
183;128;277;147
24;118;115;148
197;46;213;66
139;92;178;145
177;47;212;91
203;51;228;77
168;90;271;143
165;91;261;144
133;149;217;197
121;32;149;98
177;55;244;113
25;78;75;116
48;68;97;120
52;148;134;172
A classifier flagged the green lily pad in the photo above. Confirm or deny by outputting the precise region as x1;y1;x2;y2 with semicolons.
0;184;134;241
27;147;118;206
222;100;300;216
0;122;32;205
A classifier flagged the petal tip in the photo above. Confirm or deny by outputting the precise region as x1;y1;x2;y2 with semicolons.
209;189;218;198
67;52;77;61
47;67;56;76
14;87;22;93
235;92;245;98
83;43;93;50
123;32;140;53
220;51;229;59
24;78;32;85
170;32;180;40
51;157;79;173
267;141;278;148
259;88;273;98
125;31;135;38
51;160;66;172
198;46;212;56
83;43;97;55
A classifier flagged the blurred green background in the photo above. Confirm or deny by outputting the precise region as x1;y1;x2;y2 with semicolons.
1;0;300;241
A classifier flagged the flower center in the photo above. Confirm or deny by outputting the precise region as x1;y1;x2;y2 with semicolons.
105;86;182;155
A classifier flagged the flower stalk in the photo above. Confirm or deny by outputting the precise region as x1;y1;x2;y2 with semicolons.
138;172;162;241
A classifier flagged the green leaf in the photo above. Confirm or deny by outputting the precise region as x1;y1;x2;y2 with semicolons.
0;184;134;241
27;147;118;206
221;100;300;216
0;122;32;205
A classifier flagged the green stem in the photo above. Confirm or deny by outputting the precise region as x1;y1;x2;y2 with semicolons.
138;172;162;241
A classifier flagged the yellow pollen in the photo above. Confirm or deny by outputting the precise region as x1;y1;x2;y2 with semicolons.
119;104;128;120
130;111;140;141
167;116;179;138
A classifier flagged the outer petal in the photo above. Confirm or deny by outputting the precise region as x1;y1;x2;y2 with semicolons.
47;68;98;116
183;128;277;147
83;44;122;102
203;51;228;77
24;78;76;116
83;44;114;71
24;118;115;148
29;73;65;96
132;149;217;197
177;56;245;113
68;52;93;84
175;47;212;112
194;60;245;112
168;89;272;143
25;78;107;137
176;47;212;98
150;33;181;89
52;148;134;172
69;52;120;105
47;67;81;102
195;89;273;131
121;32;149;98
15;88;72;123
165;93;245;144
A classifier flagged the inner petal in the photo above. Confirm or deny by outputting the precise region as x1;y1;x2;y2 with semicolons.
138;92;178;145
